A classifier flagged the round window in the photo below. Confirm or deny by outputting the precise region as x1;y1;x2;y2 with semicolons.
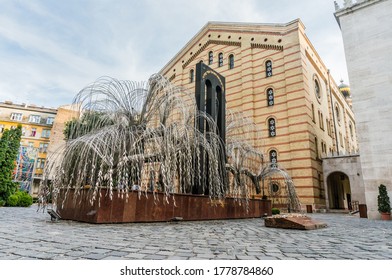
271;183;279;193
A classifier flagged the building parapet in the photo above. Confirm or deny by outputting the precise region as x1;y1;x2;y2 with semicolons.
323;151;360;160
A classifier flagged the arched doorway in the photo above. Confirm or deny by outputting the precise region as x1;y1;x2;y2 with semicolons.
327;171;352;210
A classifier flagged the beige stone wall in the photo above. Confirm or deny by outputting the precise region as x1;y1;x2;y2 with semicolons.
335;0;392;219
322;155;365;209
160;20;358;209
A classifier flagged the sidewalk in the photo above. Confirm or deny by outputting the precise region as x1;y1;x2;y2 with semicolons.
0;205;391;260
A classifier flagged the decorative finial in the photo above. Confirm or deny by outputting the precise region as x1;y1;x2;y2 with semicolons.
334;1;340;11
344;0;353;8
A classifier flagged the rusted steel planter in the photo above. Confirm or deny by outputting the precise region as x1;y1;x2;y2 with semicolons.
57;189;272;223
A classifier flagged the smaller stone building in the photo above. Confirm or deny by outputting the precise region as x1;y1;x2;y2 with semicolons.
335;0;392;219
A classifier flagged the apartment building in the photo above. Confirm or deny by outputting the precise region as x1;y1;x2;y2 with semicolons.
0;101;57;195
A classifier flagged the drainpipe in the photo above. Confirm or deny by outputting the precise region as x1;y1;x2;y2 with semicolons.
327;69;339;156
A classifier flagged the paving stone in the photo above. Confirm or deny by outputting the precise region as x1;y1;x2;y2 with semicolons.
83;253;107;260
176;252;195;258
257;255;280;260
156;250;175;256
166;256;189;260
124;253;147;259
235;254;258;260
101;256;127;260
144;254;167;260
121;247;141;253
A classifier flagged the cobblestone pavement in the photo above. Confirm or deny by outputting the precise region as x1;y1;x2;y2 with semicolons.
0;205;391;260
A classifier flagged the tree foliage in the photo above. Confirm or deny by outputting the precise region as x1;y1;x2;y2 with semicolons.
0;125;22;202
63;112;114;140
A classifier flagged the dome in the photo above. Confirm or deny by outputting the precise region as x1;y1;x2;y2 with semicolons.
338;79;351;98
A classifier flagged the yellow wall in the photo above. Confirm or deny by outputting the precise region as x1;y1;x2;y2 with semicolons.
0;102;57;194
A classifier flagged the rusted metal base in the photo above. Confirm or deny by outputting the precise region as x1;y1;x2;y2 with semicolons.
57;189;272;223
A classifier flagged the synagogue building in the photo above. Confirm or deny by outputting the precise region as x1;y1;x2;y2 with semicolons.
160;20;358;211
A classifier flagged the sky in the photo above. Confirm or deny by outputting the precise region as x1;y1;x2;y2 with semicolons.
0;0;349;108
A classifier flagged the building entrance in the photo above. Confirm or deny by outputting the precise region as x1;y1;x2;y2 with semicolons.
327;171;351;210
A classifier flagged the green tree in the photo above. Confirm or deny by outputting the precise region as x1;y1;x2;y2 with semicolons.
0;125;22;202
63;112;113;140
378;184;391;213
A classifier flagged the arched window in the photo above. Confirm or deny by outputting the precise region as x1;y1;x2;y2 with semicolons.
269;150;278;168
335;103;341;124
318;111;324;130
311;103;315;122
314;78;321;99
267;88;274;106
218;53;223;67
271;182;280;193
268;118;276;137
228;54;234;69
208;51;213;65
349;121;354;139
265;60;272;77
320;112;324;130
189;69;194;83
326;119;331;136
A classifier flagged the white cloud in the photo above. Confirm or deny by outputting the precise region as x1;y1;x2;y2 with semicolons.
0;0;349;107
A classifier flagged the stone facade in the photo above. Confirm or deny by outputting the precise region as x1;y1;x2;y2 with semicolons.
46;104;80;180
322;154;365;210
335;0;392;219
160;20;357;210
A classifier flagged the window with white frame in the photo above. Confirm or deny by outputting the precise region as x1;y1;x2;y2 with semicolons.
29;115;41;123
36;158;45;169
46;117;55;125
42;129;51;138
30;127;37;137
39;143;49;153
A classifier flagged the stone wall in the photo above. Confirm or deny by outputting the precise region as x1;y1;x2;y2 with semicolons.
335;0;392;219
322;154;365;210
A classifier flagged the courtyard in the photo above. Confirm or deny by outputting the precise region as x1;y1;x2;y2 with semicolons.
0;205;391;260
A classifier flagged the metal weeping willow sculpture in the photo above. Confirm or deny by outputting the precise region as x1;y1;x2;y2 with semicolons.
40;64;301;221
